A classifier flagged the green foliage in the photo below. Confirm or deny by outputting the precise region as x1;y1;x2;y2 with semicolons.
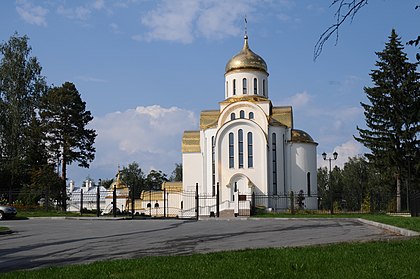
18;165;62;206
145;169;168;190
121;162;145;195
0;33;47;196
40;82;97;209
4;237;420;278
355;29;420;195
169;163;182;182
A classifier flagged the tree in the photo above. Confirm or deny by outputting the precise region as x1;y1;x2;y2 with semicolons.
121;162;145;197
315;1;419;61
355;30;420;212
0;33;47;202
341;156;368;211
145;170;168;190
169;163;182;182
40;82;97;210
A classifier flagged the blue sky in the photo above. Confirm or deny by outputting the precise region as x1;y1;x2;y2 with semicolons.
1;0;419;186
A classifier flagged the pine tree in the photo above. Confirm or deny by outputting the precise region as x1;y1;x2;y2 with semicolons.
355;29;420;212
40;82;97;210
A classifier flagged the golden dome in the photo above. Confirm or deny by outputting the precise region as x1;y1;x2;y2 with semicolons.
291;129;317;144
225;35;268;74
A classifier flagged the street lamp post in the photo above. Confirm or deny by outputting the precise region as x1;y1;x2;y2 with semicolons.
322;151;338;215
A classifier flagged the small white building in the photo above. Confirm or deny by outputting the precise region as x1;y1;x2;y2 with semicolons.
181;35;318;216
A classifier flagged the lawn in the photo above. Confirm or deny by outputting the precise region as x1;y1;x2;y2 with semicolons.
3;237;420;278
0;226;9;232
2;213;419;278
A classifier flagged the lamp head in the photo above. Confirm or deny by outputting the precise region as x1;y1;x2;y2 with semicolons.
322;152;327;160
333;151;338;160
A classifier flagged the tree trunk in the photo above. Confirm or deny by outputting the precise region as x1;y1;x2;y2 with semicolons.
61;155;67;211
396;173;401;213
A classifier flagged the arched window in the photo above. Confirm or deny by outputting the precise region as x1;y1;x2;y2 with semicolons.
263;79;266;96
238;129;244;168
254;78;257;94
249;112;254;119
233;79;236;95
147;203;151;208
229;132;234;168
247;132;253;168
154;202;159;208
240;110;245;119
230;113;235;120
307;172;311;196
272;133;277;195
243;78;247;94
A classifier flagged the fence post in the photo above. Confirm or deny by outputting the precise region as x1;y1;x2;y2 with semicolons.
97;179;100;217
251;192;255;215
195;183;199;220
164;188;167;218
113;185;117;217
290;191;294;215
80;189;84;215
216;182;220;217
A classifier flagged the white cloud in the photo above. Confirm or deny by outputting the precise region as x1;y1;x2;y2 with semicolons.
57;5;91;21
285;91;311;109
140;0;199;43
196;1;250;40
110;23;121;34
79;105;197;178
138;0;253;43
16;0;48;27
318;139;365;169
93;0;105;10
76;76;108;83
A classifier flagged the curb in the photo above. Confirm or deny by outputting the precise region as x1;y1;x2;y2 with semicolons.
357;218;420;237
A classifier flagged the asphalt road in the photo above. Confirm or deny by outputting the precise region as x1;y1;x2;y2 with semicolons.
0;218;401;272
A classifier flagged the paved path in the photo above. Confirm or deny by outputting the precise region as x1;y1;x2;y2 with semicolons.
0;218;401;272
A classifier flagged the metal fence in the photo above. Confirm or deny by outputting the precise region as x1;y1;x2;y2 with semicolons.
2;188;419;218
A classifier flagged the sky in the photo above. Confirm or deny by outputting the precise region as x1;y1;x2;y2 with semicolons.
1;0;419;186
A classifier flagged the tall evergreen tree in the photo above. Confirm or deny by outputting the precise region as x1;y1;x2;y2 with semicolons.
40;82;96;210
0;33;47;201
355;29;420;212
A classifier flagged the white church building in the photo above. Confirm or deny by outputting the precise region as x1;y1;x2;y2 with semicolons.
181;34;318;216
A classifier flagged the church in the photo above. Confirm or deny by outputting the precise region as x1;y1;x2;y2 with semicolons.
181;34;318;216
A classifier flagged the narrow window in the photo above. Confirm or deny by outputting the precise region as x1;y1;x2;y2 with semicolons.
230;113;235;120
226;81;228;97
243;78;247;94
229;133;234;168
307;172;311;196
212;137;215;196
249;112;254;119
272;133;277;195
254;78;257;94
248;132;253;168
240;110;245;119
263;79;266;96
233;79;236;95
238;129;244;168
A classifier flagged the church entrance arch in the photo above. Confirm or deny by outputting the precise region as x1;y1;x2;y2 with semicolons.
227;173;252;201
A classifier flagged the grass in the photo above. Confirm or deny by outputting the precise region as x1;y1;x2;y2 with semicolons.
15;209;95;218
3;237;420;279
0;226;9;232
2;213;419;278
